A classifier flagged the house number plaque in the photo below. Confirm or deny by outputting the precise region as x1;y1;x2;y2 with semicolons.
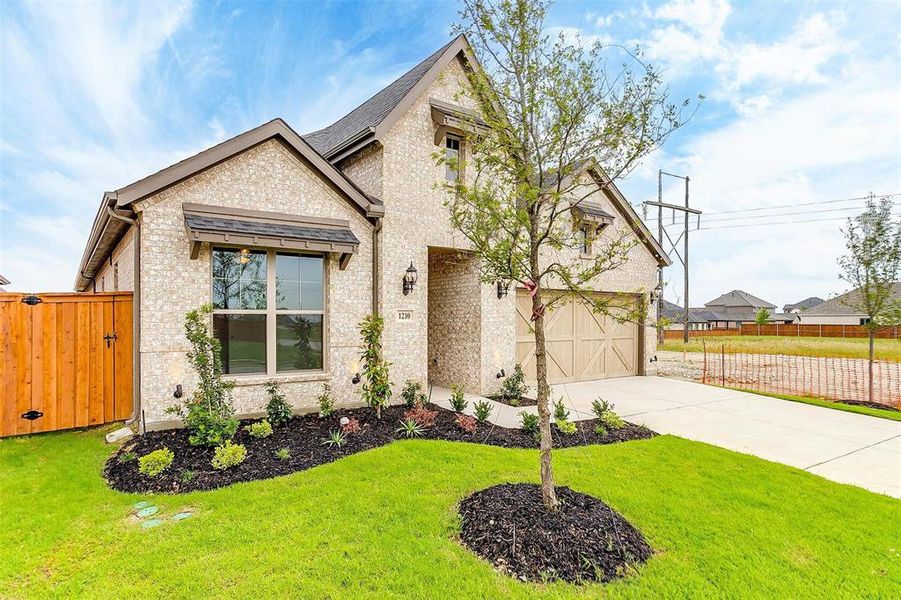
397;310;413;321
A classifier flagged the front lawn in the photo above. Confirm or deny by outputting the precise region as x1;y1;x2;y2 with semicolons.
659;335;901;360
1;427;899;598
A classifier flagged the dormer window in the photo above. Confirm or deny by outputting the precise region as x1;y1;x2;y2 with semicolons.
445;135;461;181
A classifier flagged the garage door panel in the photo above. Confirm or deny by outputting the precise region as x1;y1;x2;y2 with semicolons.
515;289;639;384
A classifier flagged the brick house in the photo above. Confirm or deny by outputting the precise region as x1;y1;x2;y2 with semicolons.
76;35;669;430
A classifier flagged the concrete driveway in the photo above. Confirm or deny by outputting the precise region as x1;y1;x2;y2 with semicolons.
553;376;901;498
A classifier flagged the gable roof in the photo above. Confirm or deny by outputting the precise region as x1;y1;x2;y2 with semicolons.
801;283;901;316
75;118;382;291
303;35;473;161
0;274;9;286
660;300;716;323
783;296;824;312
704;290;776;309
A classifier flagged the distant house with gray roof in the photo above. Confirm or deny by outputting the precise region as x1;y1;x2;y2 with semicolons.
783;297;824;314
703;289;796;328
798;283;901;325
0;274;9;292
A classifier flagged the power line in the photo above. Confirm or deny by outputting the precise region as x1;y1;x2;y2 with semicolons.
690;202;896;224
644;192;899;221
695;212;901;231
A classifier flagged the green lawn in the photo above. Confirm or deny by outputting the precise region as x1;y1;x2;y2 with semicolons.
659;335;901;361
2;428;899;598
730;388;901;422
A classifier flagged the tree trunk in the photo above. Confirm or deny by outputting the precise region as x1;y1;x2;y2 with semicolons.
530;285;560;512
868;329;875;404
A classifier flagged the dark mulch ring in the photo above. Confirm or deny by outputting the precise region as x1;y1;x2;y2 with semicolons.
458;483;653;584
104;404;656;494
838;399;900;412
488;394;538;407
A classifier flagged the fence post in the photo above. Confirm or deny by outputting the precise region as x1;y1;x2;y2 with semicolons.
721;345;725;387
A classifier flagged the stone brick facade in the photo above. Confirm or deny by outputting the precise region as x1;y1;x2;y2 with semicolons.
95;227;135;292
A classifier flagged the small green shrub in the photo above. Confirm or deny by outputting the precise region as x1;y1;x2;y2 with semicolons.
449;384;468;412
177;469;195;483
117;451;137;464
359;315;392;418
591;398;614;419
401;380;427;408
501;364;528;401
275;448;291;460
396;419;425;438
321;430;347;448
317;383;335;418
555;418;577;435
600;410;625;430
595;424;607;437
520;412;539;435
553;398;570;421
265;380;293;427
211;441;247;470
245;420;273;439
138;448;174;477
473;400;493;423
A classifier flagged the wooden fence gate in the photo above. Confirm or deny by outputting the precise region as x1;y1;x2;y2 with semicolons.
0;292;133;437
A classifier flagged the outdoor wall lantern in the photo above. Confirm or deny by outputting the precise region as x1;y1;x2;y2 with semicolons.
496;280;509;299
649;283;663;303
402;262;418;295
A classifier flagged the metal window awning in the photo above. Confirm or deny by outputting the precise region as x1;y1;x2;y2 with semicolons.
183;203;360;269
430;98;489;145
571;202;615;227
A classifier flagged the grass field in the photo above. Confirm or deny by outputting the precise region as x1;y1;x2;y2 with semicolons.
659;335;901;361
1;427;899;598
728;388;901;422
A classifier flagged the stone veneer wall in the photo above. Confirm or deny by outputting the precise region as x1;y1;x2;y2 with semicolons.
95;227;136;292
426;251;482;391
134;139;374;426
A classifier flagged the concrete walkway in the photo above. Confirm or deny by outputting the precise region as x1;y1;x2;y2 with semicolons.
430;377;901;498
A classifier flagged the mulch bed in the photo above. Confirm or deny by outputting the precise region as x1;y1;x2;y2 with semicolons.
838;399;900;412
488;394;538;407
104;404;656;494
458;483;653;583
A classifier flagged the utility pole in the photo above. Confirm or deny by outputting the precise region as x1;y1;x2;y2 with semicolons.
645;170;701;345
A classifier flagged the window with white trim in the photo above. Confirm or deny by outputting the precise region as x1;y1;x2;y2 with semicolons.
211;247;325;375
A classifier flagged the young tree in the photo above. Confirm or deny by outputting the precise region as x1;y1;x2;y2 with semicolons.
838;194;901;402
754;307;770;333
445;0;695;510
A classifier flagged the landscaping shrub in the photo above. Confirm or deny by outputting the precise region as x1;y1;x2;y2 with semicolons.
138;448;174;477
317;383;335;418
167;305;239;447
553;398;570;421
341;417;361;434
501;364;527;402
275;448;291;460
359;315;392;418
594;424;607;437
520;412;539;435
591;398;624;430
245;420;273;439
396;419;425;438
600;411;625;431
177;469;195;483
265;380;293;427
555;418;577;435
456;413;477;433
211;441;247;470
321;430;347;448
591;398;614;419
401;380;427;408
450;384;468;412
117;451;137;464
404;405;438;428
474;400;493;423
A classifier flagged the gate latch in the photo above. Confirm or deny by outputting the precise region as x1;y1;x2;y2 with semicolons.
22;410;43;421
104;332;118;348
21;295;42;305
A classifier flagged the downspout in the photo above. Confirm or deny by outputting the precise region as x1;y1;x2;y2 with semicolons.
106;205;141;429
371;217;382;316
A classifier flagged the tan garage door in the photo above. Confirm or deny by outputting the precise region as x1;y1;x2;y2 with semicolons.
516;289;639;384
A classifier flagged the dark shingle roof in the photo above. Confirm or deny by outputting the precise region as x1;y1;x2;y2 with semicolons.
783;297;824;313
801;283;901;316
704;289;776;310
580;204;615;220
184;214;360;246
303;38;459;157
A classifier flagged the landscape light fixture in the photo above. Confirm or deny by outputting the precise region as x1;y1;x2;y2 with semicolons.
496;280;509;299
402;262;418;295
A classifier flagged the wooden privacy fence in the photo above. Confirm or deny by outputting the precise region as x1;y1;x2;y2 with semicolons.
739;323;899;339
663;329;740;339
0;292;133;437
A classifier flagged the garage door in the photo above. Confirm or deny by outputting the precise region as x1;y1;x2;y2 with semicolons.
515;289;639;384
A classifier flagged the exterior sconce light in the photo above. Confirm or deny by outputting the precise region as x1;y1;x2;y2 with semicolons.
496;368;506;379
403;262;418;295
173;384;183;398
649;283;663;303
351;373;361;385
496;280;509;299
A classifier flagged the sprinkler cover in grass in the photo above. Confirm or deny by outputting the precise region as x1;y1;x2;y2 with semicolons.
137;506;159;518
141;519;163;529
172;512;193;521
133;501;151;510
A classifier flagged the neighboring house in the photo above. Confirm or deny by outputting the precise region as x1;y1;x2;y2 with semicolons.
798;283;901;325
783;297;824;314
0;274;9;292
75;35;669;431
659;299;715;330
703;289;795;328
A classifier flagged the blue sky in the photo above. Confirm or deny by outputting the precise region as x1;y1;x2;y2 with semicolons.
1;0;899;308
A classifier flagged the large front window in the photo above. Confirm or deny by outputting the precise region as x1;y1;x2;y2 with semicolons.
212;247;325;375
